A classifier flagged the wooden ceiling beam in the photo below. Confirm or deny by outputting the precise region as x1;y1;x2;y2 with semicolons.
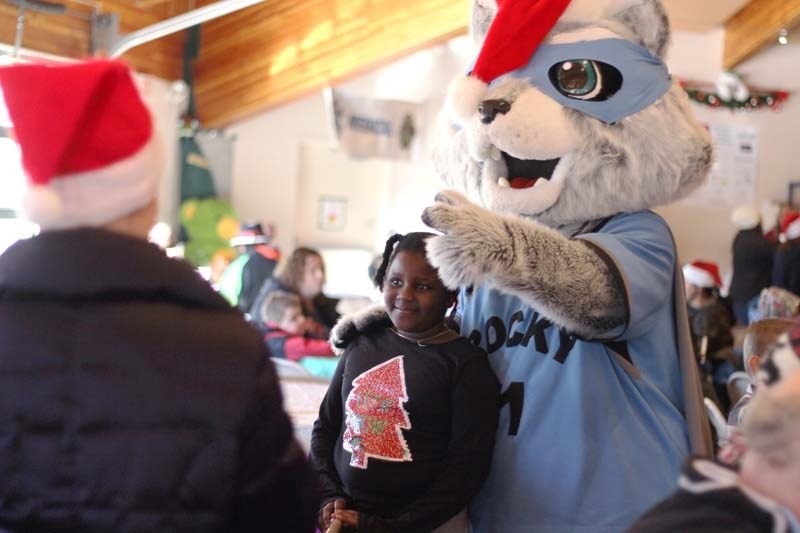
724;0;800;69
194;0;469;127
0;1;187;79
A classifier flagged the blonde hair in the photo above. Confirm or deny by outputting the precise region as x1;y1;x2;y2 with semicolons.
740;374;800;468
261;291;301;324
743;318;795;376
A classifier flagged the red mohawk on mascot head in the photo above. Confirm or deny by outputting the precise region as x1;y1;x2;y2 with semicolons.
446;0;573;125
0;59;163;230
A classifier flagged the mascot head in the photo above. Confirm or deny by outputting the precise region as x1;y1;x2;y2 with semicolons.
436;0;712;228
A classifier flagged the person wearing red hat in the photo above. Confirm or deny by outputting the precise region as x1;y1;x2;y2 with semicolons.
773;211;800;297
683;260;736;411
0;60;316;532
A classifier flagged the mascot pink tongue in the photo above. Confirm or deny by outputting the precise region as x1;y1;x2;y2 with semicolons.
334;0;714;531
509;177;536;189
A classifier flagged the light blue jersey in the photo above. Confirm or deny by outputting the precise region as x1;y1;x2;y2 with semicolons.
462;211;691;533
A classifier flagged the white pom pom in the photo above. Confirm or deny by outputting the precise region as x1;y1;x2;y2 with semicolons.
22;185;63;228
445;75;488;126
730;206;759;230
787;219;800;241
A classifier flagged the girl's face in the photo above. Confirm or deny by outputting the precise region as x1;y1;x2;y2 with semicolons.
383;251;455;337
299;254;325;298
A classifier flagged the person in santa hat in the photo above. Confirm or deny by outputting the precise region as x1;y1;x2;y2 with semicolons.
773;211;800;297
0;60;316;532
683;260;737;411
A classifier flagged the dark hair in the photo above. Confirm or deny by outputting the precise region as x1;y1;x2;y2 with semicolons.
373;232;437;289
701;287;718;299
275;247;324;293
777;236;800;252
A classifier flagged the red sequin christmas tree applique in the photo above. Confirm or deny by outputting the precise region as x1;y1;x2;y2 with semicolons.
343;356;412;469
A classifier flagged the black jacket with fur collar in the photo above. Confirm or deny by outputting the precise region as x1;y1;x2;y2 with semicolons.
628;458;799;533
0;228;316;532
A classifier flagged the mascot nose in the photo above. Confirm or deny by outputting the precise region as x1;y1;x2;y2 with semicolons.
478;99;511;124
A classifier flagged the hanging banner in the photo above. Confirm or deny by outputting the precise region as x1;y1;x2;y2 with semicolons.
681;123;758;207
324;87;421;161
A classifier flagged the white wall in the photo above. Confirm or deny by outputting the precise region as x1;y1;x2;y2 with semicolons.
228;37;476;256
658;28;800;284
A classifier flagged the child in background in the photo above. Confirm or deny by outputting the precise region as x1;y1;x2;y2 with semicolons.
718;318;800;465
311;232;499;533
683;260;736;410
262;291;334;360
727;318;794;429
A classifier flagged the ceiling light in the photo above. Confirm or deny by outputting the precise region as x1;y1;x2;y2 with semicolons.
778;28;789;46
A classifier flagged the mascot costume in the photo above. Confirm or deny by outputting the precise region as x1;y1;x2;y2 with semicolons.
333;0;714;530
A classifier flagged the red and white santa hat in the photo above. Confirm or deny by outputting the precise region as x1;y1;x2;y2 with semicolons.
780;211;800;241
446;0;573;125
0;59;163;230
683;260;723;289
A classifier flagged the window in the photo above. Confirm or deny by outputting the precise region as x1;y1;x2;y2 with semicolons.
0;124;35;255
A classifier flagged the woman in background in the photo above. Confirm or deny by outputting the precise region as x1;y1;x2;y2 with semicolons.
250;247;339;336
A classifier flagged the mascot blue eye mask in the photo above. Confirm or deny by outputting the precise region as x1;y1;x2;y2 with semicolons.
477;38;672;124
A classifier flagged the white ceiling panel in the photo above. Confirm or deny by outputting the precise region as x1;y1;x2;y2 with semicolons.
664;0;751;31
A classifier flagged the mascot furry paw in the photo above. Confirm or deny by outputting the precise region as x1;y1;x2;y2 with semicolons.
333;0;714;531
428;0;713;531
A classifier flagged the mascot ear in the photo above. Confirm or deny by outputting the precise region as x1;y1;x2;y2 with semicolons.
562;0;670;58
471;0;498;44
563;0;644;18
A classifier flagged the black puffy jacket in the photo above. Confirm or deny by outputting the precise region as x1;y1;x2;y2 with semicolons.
0;229;316;533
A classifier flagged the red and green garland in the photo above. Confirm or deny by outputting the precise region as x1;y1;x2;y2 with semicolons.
680;80;789;111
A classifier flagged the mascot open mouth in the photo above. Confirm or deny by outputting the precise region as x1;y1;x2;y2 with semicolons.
502;154;561;189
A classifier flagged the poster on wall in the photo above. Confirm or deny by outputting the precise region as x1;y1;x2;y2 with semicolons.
318;196;347;232
680;123;758;207
324;87;422;161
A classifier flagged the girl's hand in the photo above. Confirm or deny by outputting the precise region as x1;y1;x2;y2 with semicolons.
332;509;359;528
319;498;346;531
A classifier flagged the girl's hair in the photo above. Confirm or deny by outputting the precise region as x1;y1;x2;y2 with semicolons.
275;247;324;292
373;232;436;289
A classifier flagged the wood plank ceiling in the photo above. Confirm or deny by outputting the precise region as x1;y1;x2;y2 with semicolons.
0;0;191;80
1;0;797;127
723;0;800;68
195;0;468;127
0;0;469;127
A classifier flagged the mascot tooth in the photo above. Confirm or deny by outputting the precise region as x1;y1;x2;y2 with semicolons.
334;0;714;531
